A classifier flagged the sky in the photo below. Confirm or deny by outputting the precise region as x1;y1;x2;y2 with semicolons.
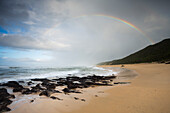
0;0;170;66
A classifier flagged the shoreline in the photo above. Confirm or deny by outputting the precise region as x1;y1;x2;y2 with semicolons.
68;63;170;113
2;63;170;113
4;66;134;113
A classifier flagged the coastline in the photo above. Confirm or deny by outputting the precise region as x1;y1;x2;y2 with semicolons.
7;66;134;113
68;63;170;113
6;63;170;113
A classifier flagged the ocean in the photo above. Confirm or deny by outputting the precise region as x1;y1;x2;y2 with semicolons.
0;66;121;83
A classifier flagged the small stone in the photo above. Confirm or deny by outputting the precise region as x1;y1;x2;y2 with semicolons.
30;100;34;103
81;99;85;102
50;96;56;100
74;97;79;100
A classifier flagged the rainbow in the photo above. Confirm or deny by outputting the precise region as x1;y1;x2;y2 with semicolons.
45;14;154;44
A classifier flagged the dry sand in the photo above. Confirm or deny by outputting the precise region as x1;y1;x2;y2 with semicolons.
9;63;170;113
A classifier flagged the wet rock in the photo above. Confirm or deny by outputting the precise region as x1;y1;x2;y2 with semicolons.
62;88;81;94
0;106;11;112
50;96;63;100
39;91;51;97
81;99;85;102
48;89;62;93
30;100;34;103
0;88;14;112
13;87;24;92
56;97;63;100
93;82;113;86
18;81;25;83
165;61;170;64
62;88;70;93
114;82;131;84
66;76;80;81
67;82;82;89
95;95;98;97
74;97;79;100
27;81;34;85
31;78;51;82
56;81;67;86
22;88;32;95
50;96;56;100
31;84;44;93
121;65;124;67
0;88;15;99
103;75;116;80
1;81;23;88
102;81;109;84
71;90;82;93
42;83;56;90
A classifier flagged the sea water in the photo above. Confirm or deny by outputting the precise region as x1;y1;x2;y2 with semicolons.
0;66;121;83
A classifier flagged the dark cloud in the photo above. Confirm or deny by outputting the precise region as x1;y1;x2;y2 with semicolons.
0;0;29;28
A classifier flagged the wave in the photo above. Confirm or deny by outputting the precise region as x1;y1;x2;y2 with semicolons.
0;66;120;83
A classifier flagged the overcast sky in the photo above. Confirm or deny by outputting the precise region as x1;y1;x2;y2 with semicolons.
0;0;170;66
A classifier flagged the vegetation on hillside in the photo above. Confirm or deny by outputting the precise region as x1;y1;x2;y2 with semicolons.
98;39;170;65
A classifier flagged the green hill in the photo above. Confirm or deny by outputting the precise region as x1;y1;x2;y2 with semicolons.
98;39;170;65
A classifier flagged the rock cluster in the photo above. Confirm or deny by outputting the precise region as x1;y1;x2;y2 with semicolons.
0;88;15;112
0;74;116;112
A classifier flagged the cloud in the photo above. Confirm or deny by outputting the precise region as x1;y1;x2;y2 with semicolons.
0;34;70;50
0;0;170;66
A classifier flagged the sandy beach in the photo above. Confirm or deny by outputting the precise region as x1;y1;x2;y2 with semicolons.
68;63;170;113
9;63;170;113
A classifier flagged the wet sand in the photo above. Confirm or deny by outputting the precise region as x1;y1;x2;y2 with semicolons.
9;63;170;113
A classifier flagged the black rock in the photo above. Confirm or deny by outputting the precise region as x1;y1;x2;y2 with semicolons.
8;94;15;99
103;75;116;80
165;61;170;64
50;96;56;99
44;83;56;90
71;90;82;93
114;82;131;84
56;97;63;100
81;99;85;102
48;89;62;93
67;81;83;89
0;106;11;112
74;97;79;100
62;88;70;93
31;78;51;82
66;76;80;81
50;96;63;100
30;84;44;93
56;81;66;86
0;88;9;95
27;81;34;85
39;91;50;97
1;81;23;88
18;81;25;83
22;88;32;95
30;100;34;103
0;88;13;112
0;88;15;99
13;87;23;92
